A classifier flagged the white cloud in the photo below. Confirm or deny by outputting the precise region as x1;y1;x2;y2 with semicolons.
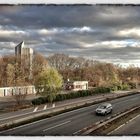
71;26;93;33
118;28;140;37
38;28;58;35
0;29;26;37
115;61;140;68
95;40;140;48
37;26;94;35
0;42;16;49
76;39;140;51
78;40;131;49
100;40;129;48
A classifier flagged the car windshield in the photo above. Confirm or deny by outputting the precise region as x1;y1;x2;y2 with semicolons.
99;105;107;109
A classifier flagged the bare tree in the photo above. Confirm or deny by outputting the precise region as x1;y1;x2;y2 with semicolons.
32;52;48;84
5;56;29;106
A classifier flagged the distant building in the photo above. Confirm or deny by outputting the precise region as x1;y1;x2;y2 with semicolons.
15;41;33;79
0;86;36;97
64;81;88;91
15;41;24;56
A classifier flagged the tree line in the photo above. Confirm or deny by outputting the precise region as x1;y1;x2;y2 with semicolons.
0;53;63;106
0;53;47;87
47;53;140;88
0;53;139;89
0;52;139;107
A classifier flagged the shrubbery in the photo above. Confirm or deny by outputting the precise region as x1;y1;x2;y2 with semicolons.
32;97;48;105
109;83;130;91
94;86;111;93
32;86;111;105
31;84;131;105
127;82;137;89
121;84;130;90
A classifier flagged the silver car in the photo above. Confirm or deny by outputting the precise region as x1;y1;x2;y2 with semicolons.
95;103;112;115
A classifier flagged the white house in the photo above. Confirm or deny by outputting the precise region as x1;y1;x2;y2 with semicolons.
64;81;88;91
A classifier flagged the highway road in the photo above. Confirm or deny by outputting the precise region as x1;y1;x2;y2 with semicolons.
1;93;140;136
0;91;131;125
0;93;113;125
110;114;140;135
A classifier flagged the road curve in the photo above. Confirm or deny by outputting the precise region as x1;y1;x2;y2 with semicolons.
1;93;140;136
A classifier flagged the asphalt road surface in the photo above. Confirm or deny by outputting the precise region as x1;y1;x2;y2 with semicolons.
0;93;114;125
1;93;140;136
110;114;140;136
0;92;130;125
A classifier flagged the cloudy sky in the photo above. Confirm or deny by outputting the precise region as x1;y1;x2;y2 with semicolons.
0;5;140;67
0;0;140;4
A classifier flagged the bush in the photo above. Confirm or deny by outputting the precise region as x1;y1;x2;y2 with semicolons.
94;86;111;93
121;84;130;90
55;94;64;101
110;86;118;91
32;98;41;105
32;97;48;105
127;82;136;89
108;82;131;91
31;86;112;105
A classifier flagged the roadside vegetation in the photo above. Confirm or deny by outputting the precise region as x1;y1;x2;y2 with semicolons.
32;84;131;105
0;53;139;107
0;53;47;107
34;67;63;104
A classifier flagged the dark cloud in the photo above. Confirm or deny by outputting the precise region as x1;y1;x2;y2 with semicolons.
0;5;140;66
0;5;140;29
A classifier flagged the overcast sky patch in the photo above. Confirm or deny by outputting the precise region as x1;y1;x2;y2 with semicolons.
0;5;140;67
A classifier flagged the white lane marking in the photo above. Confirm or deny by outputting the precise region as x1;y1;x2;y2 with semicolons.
43;120;71;132
0;93;132;120
108;114;140;135
108;124;125;135
0;92;138;121
0;104;96;134
33;107;38;112
0;94;102;120
126;113;140;123
73;130;81;135
43;105;47;110
0;94;139;134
